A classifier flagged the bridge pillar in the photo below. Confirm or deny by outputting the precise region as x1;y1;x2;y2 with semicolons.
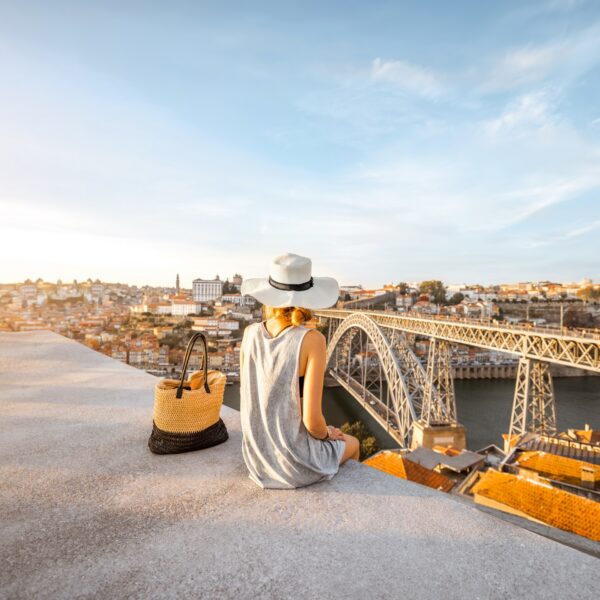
422;338;458;425
507;357;557;452
411;338;466;450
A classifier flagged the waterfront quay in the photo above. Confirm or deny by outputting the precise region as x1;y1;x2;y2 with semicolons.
1;331;599;600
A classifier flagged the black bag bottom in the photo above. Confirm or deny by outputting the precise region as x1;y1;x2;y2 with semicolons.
148;417;229;455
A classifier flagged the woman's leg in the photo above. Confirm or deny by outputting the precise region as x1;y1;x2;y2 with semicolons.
339;434;360;464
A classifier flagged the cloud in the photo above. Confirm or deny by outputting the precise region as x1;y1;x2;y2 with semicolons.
542;0;587;12
370;57;446;99
563;219;600;239
294;57;448;142
496;45;565;86
484;91;556;136
529;218;600;247
482;24;600;92
495;173;600;226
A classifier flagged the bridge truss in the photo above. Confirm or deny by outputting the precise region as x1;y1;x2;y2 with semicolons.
317;309;600;449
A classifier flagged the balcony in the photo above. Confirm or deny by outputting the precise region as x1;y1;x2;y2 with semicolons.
1;331;598;599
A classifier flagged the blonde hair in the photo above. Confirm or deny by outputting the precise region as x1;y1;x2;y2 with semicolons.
262;305;313;327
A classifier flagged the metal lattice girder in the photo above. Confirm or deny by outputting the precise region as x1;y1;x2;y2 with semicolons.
508;358;557;440
325;312;418;448
382;326;427;418
421;338;458;426
315;309;600;373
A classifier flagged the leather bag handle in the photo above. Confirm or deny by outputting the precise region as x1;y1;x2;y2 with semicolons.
176;332;210;398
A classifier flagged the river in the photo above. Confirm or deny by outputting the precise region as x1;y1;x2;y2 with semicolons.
224;376;600;451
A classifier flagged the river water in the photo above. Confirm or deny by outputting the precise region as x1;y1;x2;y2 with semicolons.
224;376;600;451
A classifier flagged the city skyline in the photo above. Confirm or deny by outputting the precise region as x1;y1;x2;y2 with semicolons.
2;273;597;290
2;1;600;286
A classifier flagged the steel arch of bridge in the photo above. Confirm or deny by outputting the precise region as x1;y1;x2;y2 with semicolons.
325;312;419;447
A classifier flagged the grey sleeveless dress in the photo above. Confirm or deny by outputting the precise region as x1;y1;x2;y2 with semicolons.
240;321;345;489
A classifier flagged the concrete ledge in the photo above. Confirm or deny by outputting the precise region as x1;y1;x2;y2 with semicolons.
1;331;598;600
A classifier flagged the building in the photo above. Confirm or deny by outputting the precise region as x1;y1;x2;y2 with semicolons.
221;293;255;307
90;280;104;299
191;316;239;337
171;300;203;316
396;295;414;309
229;308;254;321
470;469;600;542
156;302;172;315
19;280;37;298
232;273;243;291
193;277;223;302
363;450;454;492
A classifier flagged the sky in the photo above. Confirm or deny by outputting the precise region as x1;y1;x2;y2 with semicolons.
1;0;599;288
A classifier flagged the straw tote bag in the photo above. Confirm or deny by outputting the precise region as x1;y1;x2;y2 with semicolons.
148;332;229;454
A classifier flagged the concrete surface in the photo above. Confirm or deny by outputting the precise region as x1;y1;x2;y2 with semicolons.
0;331;598;600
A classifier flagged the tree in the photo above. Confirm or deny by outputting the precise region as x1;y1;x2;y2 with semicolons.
162;333;183;349
448;292;464;305
577;286;600;303
396;282;409;295
340;421;379;460
563;309;595;329
418;280;447;305
222;278;240;294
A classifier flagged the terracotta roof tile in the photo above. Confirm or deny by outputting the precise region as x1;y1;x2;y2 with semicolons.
363;451;454;492
472;470;600;542
514;451;600;486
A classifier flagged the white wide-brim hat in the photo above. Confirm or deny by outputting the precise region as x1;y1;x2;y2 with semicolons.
241;252;340;309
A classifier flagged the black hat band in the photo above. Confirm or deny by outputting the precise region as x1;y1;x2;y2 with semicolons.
268;275;314;291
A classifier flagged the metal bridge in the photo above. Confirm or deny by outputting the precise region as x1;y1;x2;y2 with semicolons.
314;309;600;448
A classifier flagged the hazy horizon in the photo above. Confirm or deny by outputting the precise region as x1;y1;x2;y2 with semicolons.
2;273;595;290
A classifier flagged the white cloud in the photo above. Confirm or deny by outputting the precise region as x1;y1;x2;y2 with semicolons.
545;0;586;11
563;219;600;239
370;57;445;98
528;218;600;247
482;24;600;91
495;173;600;225
484;91;556;136
499;45;564;84
482;42;565;91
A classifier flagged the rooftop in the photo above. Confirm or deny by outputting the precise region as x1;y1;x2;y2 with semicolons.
514;451;600;487
472;470;600;542
1;331;599;599
363;450;455;492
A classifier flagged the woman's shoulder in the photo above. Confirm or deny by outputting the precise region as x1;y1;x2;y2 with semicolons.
298;326;325;346
242;322;260;344
300;325;323;336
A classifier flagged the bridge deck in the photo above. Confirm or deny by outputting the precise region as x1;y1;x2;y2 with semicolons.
1;332;599;599
316;309;600;373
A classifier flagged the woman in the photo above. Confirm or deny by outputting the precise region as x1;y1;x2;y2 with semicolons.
239;252;360;489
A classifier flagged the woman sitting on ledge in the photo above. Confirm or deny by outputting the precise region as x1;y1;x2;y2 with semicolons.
239;252;360;489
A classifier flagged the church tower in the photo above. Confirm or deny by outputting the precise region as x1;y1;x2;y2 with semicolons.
176;273;180;294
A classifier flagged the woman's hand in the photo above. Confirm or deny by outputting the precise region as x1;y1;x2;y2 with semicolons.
327;425;345;441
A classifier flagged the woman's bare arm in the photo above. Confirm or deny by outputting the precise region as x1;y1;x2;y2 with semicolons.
301;330;329;439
